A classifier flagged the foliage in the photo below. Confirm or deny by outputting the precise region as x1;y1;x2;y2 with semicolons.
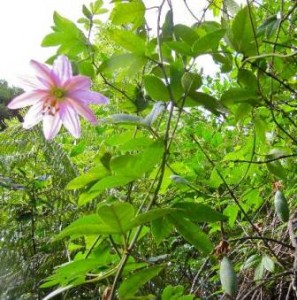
1;0;297;299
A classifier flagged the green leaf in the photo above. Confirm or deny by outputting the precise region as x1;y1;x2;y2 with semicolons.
82;4;92;19
132;208;180;227
192;29;226;56
66;165;109;190
109;29;146;55
110;0;145;29
162;285;194;300
172;202;226;222
162;10;174;38
230;6;257;55
99;53;146;74
56;214;113;239
98;202;135;234
168;215;213;255
237;69;258;90
183;91;223;115
181;72;202;93
151;217;173;245
118;265;164;298
257;15;281;39
69;141;86;157
77;61;95;78
166;41;193;56
111;139;164;179
262;255;275;273
221;88;259;106
174;24;199;46
144;75;170;101
90;175;135;193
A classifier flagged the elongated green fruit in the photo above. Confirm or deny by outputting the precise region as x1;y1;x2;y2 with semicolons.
220;256;238;297
274;190;289;222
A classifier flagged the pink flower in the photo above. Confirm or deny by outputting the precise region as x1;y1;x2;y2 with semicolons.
8;55;108;140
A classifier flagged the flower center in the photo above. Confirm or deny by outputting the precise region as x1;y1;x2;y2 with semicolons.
51;87;66;100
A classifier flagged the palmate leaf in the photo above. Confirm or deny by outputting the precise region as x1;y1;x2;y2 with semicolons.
110;0;145;29
41;12;88;56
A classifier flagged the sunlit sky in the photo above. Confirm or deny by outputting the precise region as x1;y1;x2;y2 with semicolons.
0;0;243;86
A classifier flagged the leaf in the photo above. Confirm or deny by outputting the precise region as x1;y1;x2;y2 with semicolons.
262;255;275;273
166;41;193;56
98;202;135;234
183;91;223;115
144;75;170;101
77;61;95;78
230;6;257;55
221;88;259;106
90;175;135;193
99;53;146;74
174;24;199;46
132;208;180;227
172;202;226;222
257;15;281;39
151;217;173;245
192;29;226;56
69;141;86;157
111;139;164;179
118;265;164;298
181;72;202;93
109;29;146;55
162;10;174;38
110;0;145;29
237;69;258;90
66;165;109;190
168;214;213;255
56;214;113;239
162;285;194;300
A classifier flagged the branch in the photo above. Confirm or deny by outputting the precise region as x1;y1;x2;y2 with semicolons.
230;153;297;164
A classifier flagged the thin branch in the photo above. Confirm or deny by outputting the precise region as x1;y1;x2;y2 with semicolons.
230;153;297;164
230;236;294;250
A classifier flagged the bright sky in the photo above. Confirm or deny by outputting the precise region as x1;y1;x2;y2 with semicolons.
0;0;243;86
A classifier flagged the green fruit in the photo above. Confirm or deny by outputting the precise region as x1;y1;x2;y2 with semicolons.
220;256;238;297
274;190;289;222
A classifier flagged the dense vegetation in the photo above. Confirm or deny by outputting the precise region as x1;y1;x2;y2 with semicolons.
1;0;297;299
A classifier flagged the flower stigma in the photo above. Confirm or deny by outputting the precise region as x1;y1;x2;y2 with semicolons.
51;87;66;101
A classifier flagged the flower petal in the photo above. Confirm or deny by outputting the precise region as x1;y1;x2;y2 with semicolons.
66;98;97;124
53;55;72;84
7;91;47;109
68;90;109;105
64;76;91;91
30;60;56;87
43;115;62;140
59;104;81;138
23;101;44;129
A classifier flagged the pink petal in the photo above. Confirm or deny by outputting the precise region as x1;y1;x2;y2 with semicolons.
64;76;91;91
30;60;56;87
23;102;44;129
66;98;97;124
43;115;62;140
59;104;81;138
68;90;109;105
7;91;47;109
53;55;72;84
